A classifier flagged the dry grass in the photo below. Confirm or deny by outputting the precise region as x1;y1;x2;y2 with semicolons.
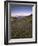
10;14;32;38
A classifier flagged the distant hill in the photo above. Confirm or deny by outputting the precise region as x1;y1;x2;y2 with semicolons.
11;14;32;21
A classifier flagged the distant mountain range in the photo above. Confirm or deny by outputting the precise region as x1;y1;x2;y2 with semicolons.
11;14;32;21
16;14;32;20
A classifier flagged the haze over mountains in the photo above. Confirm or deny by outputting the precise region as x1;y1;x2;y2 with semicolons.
16;14;32;20
11;14;32;21
11;13;32;17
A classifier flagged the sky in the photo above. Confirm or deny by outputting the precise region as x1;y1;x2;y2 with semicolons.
10;4;32;17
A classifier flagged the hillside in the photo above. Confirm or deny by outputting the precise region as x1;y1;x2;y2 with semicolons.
10;14;32;38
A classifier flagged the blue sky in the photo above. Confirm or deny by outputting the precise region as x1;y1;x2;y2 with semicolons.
10;4;32;17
